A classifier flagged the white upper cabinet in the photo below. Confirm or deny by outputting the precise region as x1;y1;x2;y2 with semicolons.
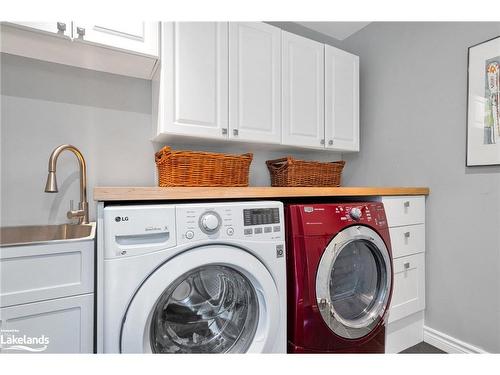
156;22;229;141
1;21;159;79
153;22;359;152
6;21;72;38
325;45;360;151
72;21;159;57
229;22;281;144
282;31;325;148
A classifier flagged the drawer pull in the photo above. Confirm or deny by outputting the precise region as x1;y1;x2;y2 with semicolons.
404;231;411;238
404;262;410;269
404;201;410;208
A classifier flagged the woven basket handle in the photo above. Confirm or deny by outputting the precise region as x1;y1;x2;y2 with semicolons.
265;156;294;172
155;146;172;164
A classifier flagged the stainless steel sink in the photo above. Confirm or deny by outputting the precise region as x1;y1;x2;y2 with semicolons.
0;223;96;247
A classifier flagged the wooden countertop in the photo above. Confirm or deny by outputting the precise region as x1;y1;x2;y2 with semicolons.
94;186;429;201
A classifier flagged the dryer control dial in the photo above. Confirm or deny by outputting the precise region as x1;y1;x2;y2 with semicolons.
350;207;362;220
199;211;221;234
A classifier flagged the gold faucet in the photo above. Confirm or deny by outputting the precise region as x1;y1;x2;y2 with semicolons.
44;144;89;224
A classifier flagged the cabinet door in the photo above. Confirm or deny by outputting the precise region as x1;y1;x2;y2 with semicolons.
229;22;281;144
282;31;325;148
0;294;94;353
325;45;359;151
4;21;72;38
72;21;159;57
158;22;229;140
1;239;94;308
388;253;425;323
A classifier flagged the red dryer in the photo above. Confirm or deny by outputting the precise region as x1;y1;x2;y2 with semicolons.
286;202;393;353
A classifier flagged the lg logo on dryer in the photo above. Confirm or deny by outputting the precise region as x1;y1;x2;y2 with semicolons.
115;216;129;222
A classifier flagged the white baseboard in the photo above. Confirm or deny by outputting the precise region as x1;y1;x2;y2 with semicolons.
423;326;488;353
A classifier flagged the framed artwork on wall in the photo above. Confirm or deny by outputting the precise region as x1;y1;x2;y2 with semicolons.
467;35;500;166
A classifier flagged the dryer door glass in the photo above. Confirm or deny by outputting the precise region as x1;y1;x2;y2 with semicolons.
149;265;259;353
316;226;392;339
329;240;385;321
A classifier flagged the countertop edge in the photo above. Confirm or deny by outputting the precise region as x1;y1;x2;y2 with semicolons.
93;186;430;201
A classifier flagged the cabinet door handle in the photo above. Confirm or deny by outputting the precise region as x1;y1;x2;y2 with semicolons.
221;128;228;135
76;27;86;38
233;129;239;136
404;262;410;269
404;231;411;238
57;22;66;33
328;140;333;146
404;201;410;208
320;139;325;145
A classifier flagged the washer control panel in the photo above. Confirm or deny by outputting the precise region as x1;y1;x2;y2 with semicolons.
177;201;284;244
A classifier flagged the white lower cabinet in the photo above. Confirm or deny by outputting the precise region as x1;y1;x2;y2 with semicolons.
0;235;95;353
0;294;94;354
382;196;425;227
389;253;425;324
382;195;426;353
386;311;424;354
389;224;425;259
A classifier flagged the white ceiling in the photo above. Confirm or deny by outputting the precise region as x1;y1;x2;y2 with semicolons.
295;22;370;41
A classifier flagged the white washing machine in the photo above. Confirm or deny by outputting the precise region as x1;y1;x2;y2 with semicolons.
97;201;286;353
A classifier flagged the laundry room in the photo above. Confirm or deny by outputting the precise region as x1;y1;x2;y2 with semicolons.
1;1;499;374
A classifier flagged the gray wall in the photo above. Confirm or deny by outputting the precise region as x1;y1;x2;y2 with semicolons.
340;22;500;352
0;53;340;226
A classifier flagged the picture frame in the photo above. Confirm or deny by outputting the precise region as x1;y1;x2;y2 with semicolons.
466;35;500;166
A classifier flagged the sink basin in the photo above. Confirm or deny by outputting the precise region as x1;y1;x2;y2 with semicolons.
0;223;96;247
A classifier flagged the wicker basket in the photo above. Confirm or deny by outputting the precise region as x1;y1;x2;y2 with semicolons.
266;157;345;187
155;146;253;187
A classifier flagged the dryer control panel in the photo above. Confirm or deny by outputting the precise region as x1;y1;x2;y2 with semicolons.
287;202;388;237
176;201;284;244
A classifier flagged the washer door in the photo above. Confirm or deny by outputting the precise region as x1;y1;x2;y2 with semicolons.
316;226;392;339
121;245;280;353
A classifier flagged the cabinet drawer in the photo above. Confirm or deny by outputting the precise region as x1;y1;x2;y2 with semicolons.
388;253;425;323
0;240;94;307
389;224;425;259
0;294;93;353
382;196;425;227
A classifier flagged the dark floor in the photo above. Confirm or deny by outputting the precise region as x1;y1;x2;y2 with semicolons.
399;342;446;354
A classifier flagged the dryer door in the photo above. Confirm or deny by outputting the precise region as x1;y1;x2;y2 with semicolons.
316;225;392;339
121;244;280;353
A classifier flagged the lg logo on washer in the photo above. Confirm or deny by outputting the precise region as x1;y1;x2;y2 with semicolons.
115;216;129;223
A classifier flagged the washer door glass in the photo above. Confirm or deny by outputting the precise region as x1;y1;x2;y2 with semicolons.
150;265;259;353
316;226;391;339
